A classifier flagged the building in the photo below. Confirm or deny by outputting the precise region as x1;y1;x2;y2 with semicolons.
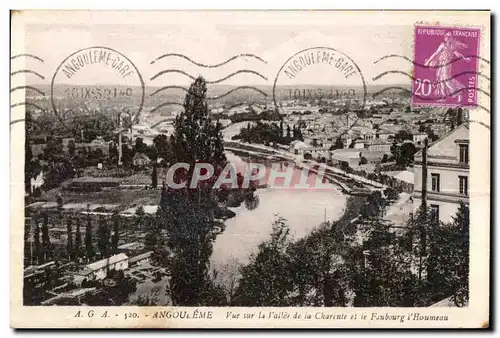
73;253;129;285
354;139;366;149
378;131;395;141
289;140;307;155
382;170;415;193
367;139;392;152
30;171;44;194
413;124;469;223
117;242;144;255
412;132;428;146
129;251;154;267
331;149;361;168
133;152;151;167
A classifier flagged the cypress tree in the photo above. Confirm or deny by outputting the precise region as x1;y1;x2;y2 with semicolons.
66;218;73;260
85;210;94;262
33;219;41;265
41;212;51;262
152;164;158;189
161;77;227;305
111;212;120;254
97;216;110;258
75;217;83;260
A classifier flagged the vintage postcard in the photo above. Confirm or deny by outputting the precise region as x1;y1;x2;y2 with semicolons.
10;10;490;328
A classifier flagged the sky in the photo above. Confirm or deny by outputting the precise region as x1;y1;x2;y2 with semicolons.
11;11;489;89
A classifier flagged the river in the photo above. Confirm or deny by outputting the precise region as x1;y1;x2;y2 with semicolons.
211;152;347;268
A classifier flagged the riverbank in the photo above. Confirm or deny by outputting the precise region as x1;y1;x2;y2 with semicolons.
211;185;347;268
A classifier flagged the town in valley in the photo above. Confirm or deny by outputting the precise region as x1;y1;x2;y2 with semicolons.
23;80;470;308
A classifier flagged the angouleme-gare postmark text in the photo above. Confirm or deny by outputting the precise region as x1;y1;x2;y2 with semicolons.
51;46;145;128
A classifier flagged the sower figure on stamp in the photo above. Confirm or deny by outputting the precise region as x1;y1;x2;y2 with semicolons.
424;32;471;103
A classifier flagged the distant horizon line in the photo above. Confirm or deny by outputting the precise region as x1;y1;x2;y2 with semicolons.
31;83;411;89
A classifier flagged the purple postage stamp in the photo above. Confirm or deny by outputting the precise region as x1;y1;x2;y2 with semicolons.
412;25;481;107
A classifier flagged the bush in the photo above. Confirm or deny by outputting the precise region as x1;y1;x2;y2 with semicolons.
384;187;399;201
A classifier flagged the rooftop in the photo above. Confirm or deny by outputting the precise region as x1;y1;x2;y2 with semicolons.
382;170;415;185
129;251;154;264
86;253;129;272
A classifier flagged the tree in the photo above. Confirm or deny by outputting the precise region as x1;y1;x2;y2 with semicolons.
33;219;41;265
75;217;83;260
214;258;241;305
41;213;51;262
384;187;399;202
97;216;110;258
43;135;64;163
359;156;368;165
25;111;34;194
381;154;389;163
398;142;417;166
334;137;344;150
85;211;95;262
68;139;76;157
425;126;439;142
66;218;73;260
399;204;436;303
160;77;228;306
153;134;170;162
152;164;158;189
109;142;118;162
234;216;293;306
171;77;226;165
111;213;120;254
135;206;145;231
134;137;146;154
425;202;469;306
395;130;413;142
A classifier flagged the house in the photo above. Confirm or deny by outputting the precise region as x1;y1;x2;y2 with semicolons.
73;253;129;285
133;152;151;167
413;124;469;223
289;140;307;155
30;171;44;194
361;151;388;164
340;134;353;148
117;242;144;254
129;251;154;267
354;139;366;149
300;147;331;161
378;131;395;141
331;149;361;167
412;132;428;146
382;170;415;193
367;139;392;152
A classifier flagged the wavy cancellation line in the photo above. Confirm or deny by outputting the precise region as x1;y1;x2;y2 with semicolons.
150;53;267;67
10;69;45;80
372;86;491;114
468;120;490;130
373;54;490;68
150;69;268;84
11;53;44;62
150;102;185;114
372;70;491;84
10;102;45;111
10;86;46;96
150;85;268;100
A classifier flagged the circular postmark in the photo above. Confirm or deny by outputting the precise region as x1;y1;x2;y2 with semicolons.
50;46;145;132
273;47;367;140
